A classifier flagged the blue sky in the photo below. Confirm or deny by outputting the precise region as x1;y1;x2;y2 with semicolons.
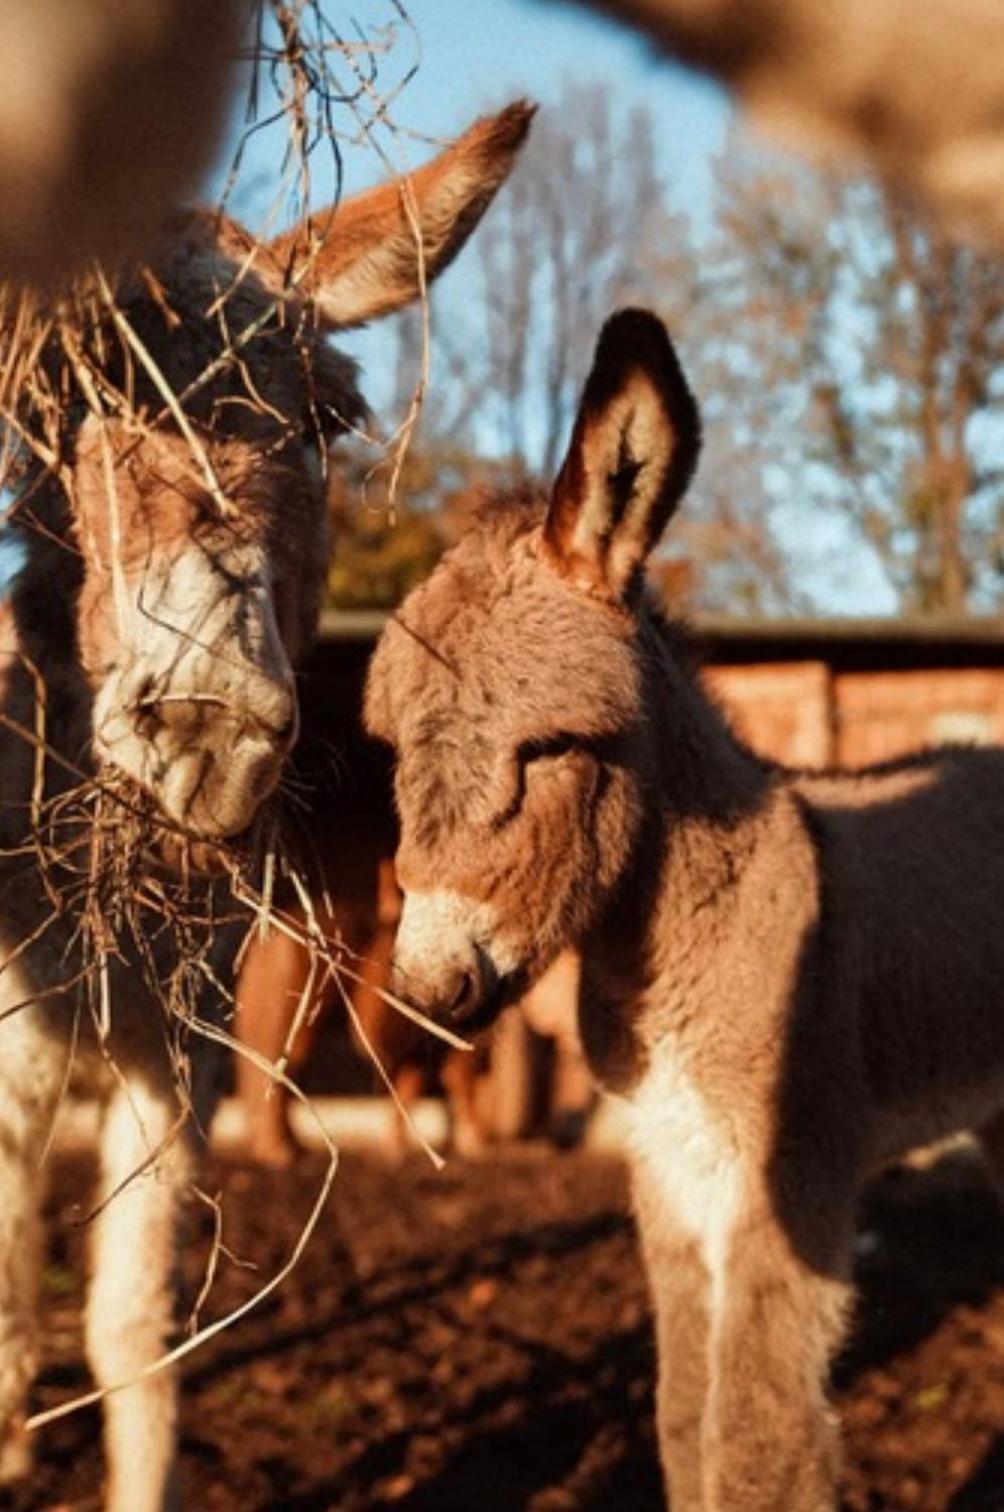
217;0;732;226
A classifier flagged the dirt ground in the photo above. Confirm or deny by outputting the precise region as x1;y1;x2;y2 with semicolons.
15;1140;1004;1511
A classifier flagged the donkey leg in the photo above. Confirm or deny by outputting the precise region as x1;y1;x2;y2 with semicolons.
85;1078;188;1512
702;1193;853;1512
233;926;311;1167
0;1007;63;1481
633;1160;712;1512
442;1048;489;1157
0;1152;40;1486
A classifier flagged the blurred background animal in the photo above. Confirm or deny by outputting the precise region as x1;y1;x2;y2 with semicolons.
0;0;244;289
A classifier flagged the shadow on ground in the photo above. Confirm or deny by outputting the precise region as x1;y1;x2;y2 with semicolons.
14;1143;1004;1510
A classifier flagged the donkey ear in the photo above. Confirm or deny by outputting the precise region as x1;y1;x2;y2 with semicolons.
263;101;534;329
543;310;701;603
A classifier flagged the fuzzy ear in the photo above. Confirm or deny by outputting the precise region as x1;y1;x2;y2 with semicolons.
543;309;701;602
263;101;534;329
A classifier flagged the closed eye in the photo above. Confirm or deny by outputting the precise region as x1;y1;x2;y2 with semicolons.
490;733;585;831
516;733;581;767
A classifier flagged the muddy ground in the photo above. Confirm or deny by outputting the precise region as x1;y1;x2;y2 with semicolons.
15;1142;1004;1510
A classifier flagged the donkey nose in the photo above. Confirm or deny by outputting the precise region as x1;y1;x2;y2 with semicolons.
247;674;299;749
392;951;501;1032
271;708;298;749
443;949;503;1029
243;699;298;759
390;958;473;1025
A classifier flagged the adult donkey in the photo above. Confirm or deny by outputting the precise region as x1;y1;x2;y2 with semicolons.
0;101;530;1511
366;306;1004;1510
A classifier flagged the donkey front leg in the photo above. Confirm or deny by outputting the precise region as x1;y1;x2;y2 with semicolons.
633;1160;712;1512
0;1006;64;1483
702;1189;854;1512
85;1078;189;1512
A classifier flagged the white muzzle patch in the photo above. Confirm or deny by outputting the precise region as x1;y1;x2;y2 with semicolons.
395;888;522;978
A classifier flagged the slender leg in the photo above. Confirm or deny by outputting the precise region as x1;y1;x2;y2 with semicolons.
233;923;314;1167
702;1193;852;1512
0;1006;62;1482
85;1077;188;1512
349;871;425;1157
387;1060;426;1158
441;1049;488;1157
632;1158;712;1512
489;1009;535;1142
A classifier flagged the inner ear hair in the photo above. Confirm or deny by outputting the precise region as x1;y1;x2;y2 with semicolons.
608;439;643;518
264;101;535;330
545;309;701;600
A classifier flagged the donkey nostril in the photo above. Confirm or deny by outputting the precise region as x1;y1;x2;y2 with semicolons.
132;677;161;729
135;701;164;736
445;969;478;1024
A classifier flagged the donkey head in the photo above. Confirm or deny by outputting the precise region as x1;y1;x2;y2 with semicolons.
365;309;701;1028
45;103;533;844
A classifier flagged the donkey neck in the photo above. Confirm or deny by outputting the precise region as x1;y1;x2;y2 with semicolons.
579;617;797;1090
639;612;769;833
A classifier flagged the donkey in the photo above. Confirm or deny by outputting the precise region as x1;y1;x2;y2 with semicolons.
0;101;530;1512
365;306;1004;1510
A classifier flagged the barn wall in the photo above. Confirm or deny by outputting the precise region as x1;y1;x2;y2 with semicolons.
704;662;834;767
833;669;1004;766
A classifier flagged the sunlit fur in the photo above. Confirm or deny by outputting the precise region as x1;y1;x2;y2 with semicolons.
368;308;1004;1510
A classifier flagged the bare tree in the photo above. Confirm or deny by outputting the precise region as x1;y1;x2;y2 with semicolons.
369;86;802;614
701;143;1004;613
430;83;679;474
365;90;1004;619
539;0;1004;250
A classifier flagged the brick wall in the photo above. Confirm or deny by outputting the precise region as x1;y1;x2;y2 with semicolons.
707;661;1004;769
705;661;834;767
833;668;1004;766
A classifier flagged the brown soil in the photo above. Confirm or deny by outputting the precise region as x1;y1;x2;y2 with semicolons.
14;1143;1004;1510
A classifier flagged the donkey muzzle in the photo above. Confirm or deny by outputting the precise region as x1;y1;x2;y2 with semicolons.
152;697;297;839
95;680;299;841
390;888;522;1033
391;947;505;1033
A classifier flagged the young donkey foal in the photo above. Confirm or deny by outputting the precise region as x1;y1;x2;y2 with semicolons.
0;102;530;1511
366;307;1004;1510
